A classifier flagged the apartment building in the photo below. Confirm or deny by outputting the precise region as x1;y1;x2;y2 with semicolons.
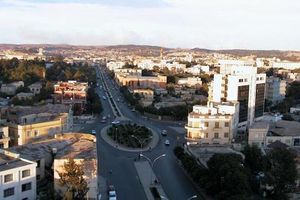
177;77;202;87
271;61;300;70
265;76;286;104
107;61;125;71
0;81;24;95
185;101;239;144
0;125;9;148
28;82;42;95
209;62;266;129
0;150;37;200
53;81;88;113
3;104;72;146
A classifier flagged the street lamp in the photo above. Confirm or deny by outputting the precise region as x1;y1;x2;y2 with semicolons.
130;135;152;150
140;153;166;184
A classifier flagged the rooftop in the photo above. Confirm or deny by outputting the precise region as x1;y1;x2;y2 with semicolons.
0;150;33;172
9;133;96;161
269;120;300;137
250;121;270;129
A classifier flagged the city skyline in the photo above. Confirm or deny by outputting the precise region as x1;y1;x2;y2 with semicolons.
0;0;299;50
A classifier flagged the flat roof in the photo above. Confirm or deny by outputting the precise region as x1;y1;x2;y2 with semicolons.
250;121;269;129
0;153;32;171
269;120;300;137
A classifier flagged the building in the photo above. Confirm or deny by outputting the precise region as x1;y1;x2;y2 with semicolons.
248;120;300;147
3;104;72;146
107;61;125;71
185;65;210;75
9;133;96;189
177;77;202;87
133;89;154;107
185;101;239;144
0;81;24;95
0;125;9;148
53;134;98;199
28;82;43;95
54;81;88;113
265;76;286;104
209;63;266;129
0;149;37;200
115;73;167;89
271;61;300;70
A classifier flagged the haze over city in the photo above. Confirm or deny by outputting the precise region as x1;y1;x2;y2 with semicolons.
0;0;299;50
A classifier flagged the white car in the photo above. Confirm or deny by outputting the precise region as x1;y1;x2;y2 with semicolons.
111;120;120;125
164;139;170;146
161;130;167;136
91;130;96;135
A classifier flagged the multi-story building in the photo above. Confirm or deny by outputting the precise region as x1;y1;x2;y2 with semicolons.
115;73;167;89
0;125;9;148
3;104;72;146
265;76;286;104
53;81;88;113
107;61;125;71
0;149;37;200
209;62;266;129
177;77;202;87
28;82;43;95
185;101;239;144
271;61;300;70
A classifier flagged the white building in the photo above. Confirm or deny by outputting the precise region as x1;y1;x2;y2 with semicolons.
185;101;239;144
218;59;254;68
0;150;37;200
177;77;202;87
106;61;125;71
265;76;286;104
271;61;300;70
209;63;266;129
185;65;209;75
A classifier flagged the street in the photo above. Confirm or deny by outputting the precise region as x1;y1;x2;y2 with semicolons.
79;65;201;200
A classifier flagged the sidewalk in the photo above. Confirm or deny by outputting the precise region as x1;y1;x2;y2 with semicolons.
134;161;167;200
100;125;159;152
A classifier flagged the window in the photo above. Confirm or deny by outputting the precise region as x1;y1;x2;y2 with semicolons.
34;130;39;137
239;79;243;82
224;132;229;138
4;174;13;183
204;122;209;127
26;131;31;137
215;122;219;128
225;122;229;127
205;133;208;138
37;175;41;181
37;160;41;168
22;169;31;178
214;133;219;138
3;187;14;197
22;182;32;192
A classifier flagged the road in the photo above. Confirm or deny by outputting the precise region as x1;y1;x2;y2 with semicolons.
81;65;202;200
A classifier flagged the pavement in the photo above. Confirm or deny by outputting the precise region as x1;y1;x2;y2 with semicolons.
100;125;160;152
135;161;168;200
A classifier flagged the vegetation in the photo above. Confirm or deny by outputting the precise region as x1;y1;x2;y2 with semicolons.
174;145;298;200
57;159;89;200
85;87;102;114
107;123;152;148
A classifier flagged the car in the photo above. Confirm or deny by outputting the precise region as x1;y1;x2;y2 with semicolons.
102;96;107;100
102;116;107;120
161;130;167;136
108;185;117;200
164;139;170;146
111;120;120;125
91;130;96;135
101;119;106;123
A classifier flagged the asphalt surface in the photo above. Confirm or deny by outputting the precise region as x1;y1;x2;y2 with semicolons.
79;65;202;200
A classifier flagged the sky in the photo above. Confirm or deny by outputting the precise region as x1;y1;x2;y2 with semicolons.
0;0;299;50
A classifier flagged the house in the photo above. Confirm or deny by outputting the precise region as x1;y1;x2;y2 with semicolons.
0;125;9;148
28;82;43;95
0;81;24;95
16;93;34;101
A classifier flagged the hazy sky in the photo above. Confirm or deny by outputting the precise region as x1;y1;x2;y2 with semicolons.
0;0;299;50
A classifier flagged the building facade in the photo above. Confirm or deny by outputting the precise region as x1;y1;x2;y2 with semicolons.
0;125;9;148
265;76;286;104
0;150;37;200
185;101;239;144
209;63;266;129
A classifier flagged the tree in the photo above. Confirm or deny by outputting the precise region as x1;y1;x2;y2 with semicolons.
57;159;89;200
243;145;265;173
266;147;297;199
204;153;251;200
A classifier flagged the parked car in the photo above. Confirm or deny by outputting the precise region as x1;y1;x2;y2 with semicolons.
161;130;167;136
164;139;170;146
111;120;120;125
91;130;96;135
102;96;107;100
